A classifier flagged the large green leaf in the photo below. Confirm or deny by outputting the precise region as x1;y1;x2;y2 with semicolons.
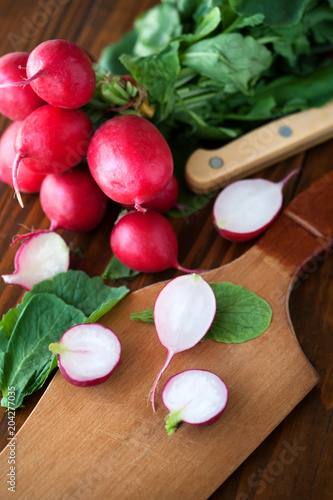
0;294;86;409
182;33;272;93
99;31;137;73
120;42;181;103
134;3;182;56
229;0;309;27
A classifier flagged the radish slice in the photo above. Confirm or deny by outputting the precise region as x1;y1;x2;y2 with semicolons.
213;169;299;242
162;369;228;435
151;274;216;411
49;324;121;387
2;231;69;290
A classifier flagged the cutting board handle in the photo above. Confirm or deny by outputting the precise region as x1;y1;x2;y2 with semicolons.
255;170;333;279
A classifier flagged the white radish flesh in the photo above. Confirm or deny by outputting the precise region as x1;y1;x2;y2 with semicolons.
2;231;69;290
49;324;121;387
213;169;299;242
151;274;216;411
162;369;228;435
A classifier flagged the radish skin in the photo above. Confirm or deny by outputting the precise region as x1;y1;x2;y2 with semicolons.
13;105;92;207
0;52;45;121
110;210;198;274
87;115;173;210
0;40;96;109
0;121;45;193
40;166;108;232
123;176;180;213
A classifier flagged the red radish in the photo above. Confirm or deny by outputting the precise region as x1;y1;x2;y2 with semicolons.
123;175;180;213
87;115;173;211
0;121;45;193
49;324;121;387
162;370;228;435
110;210;196;273
0;52;45;121
150;274;216;411
213;169;300;242
0;40;96;109
40;166;108;232
13;104;92;207
2;231;70;290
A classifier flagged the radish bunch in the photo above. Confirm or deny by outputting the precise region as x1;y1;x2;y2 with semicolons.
0;39;183;258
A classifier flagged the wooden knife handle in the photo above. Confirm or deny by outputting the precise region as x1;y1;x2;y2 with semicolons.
185;101;333;193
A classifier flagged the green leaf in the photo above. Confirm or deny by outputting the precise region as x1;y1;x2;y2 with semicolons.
134;4;182;56
102;256;140;280
236;13;265;29
131;281;272;344
28;270;129;324
181;33;272;93
180;7;221;44
99;31;137;74
229;0;309;27
204;282;272;342
163;0;201;19
0;294;86;409
120;42;181;103
0;270;129;408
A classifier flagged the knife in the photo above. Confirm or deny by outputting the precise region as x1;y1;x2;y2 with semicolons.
185;100;333;193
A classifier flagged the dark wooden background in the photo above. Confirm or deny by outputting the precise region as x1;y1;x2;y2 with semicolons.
0;1;332;499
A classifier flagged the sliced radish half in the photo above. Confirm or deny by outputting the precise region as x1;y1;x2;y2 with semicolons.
213;169;299;242
150;274;216;411
162;369;228;435
2;231;70;290
49;324;121;387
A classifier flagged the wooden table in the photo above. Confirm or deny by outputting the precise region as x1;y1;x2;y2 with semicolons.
0;1;332;499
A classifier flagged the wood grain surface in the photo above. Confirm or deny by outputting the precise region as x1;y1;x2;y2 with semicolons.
0;1;332;499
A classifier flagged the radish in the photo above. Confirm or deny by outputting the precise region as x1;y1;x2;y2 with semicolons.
123;175;180;213
213;169;299;242
49;324;121;387
0;121;45;193
13;104;93;207
0;52;45;121
2;231;70;290
87;115;173;211
40;166;109;232
0;40;96;109
162;370;228;435
150;274;216;411
110;210;197;273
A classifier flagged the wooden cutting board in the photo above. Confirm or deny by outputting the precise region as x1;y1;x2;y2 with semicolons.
0;172;332;500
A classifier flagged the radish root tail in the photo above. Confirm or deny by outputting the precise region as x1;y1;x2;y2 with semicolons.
12;151;25;208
